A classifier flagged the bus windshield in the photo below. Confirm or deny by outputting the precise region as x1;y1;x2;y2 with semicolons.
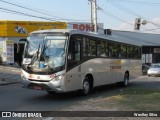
22;35;67;73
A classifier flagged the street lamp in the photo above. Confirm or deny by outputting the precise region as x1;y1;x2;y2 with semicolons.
134;18;159;31
142;20;147;25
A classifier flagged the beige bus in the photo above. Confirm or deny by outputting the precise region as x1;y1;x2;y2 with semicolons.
20;29;142;95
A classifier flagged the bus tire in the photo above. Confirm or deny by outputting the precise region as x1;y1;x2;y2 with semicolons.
81;76;91;95
117;73;129;87
47;91;56;94
123;73;129;87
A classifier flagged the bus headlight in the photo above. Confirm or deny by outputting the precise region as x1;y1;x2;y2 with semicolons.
21;72;26;80
53;74;64;81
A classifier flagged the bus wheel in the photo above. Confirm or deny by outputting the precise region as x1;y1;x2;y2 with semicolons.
81;77;91;95
117;73;129;87
123;73;129;87
47;91;55;94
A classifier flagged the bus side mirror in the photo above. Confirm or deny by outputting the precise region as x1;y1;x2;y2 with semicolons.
17;43;20;53
17;39;27;53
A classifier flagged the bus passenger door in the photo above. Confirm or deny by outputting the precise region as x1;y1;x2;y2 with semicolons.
66;38;82;91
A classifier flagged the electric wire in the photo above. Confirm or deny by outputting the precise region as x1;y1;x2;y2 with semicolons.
111;1;160;28
0;7;57;21
102;0;160;32
112;0;160;6
0;0;90;22
1;0;160;33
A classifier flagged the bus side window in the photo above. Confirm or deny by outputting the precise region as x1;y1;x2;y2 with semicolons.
134;47;141;59
75;41;81;61
127;46;134;58
121;44;127;58
68;41;73;60
109;44;112;57
68;38;81;61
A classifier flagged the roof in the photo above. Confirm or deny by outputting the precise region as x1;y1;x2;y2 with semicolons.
30;29;142;46
112;30;160;46
30;29;160;46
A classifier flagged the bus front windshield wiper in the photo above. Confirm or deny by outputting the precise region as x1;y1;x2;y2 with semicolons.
37;44;40;59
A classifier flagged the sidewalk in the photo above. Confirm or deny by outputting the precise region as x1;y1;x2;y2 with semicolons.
0;65;21;86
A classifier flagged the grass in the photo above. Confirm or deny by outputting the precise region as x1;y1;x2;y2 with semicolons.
104;88;160;111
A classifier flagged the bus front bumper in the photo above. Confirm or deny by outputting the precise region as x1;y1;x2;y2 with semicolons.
21;75;64;93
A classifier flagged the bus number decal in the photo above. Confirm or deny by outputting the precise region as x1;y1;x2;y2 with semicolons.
110;66;121;71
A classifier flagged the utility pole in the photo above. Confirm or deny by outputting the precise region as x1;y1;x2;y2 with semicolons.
94;0;98;32
89;0;93;31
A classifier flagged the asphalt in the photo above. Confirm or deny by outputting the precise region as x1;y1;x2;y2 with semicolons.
0;65;21;86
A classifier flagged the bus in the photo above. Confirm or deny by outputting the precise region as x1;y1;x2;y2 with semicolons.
20;29;141;95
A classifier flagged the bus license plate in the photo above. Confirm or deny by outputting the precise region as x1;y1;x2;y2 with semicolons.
33;86;42;90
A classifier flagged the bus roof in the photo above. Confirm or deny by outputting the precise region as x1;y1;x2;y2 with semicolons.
30;29;142;46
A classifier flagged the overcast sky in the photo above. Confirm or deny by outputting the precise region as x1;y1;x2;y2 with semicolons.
0;0;160;33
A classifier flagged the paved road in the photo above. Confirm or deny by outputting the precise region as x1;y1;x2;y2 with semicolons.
129;76;160;90
0;76;160;120
0;83;88;111
1;76;160;111
0;65;21;85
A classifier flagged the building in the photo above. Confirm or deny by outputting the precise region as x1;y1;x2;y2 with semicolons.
112;30;160;65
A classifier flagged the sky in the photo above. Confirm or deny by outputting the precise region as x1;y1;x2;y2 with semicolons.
0;0;160;33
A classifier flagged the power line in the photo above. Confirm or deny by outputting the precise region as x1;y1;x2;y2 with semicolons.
110;1;143;18
0;0;58;20
0;7;93;31
104;0;160;31
0;7;57;21
99;8;160;33
111;0;160;28
0;0;90;22
112;0;160;6
99;9;135;26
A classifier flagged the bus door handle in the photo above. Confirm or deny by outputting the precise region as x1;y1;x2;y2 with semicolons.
78;65;81;72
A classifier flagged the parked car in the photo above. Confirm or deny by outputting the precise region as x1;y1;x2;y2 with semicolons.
147;63;160;77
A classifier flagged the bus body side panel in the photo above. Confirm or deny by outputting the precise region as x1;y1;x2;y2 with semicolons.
127;60;142;79
65;58;108;92
64;58;142;92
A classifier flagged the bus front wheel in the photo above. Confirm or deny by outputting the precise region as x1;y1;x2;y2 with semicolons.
81;77;91;95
